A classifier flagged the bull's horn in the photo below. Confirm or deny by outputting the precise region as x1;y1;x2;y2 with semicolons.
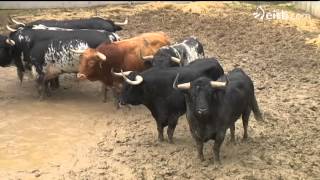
70;49;85;54
5;39;15;46
114;17;128;25
140;49;153;61
142;55;154;60
171;56;181;64
177;82;191;89
173;73;190;90
96;52;107;61
10;17;25;26
6;25;17;32
111;68;132;77
210;81;227;88
121;70;143;85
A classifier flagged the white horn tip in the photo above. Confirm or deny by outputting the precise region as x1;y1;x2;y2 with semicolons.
177;82;191;89
210;81;227;88
171;57;181;63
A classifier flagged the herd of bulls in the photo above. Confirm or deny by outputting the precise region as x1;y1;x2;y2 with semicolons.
0;16;264;164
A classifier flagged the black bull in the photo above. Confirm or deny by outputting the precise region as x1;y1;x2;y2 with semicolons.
10;17;128;32
174;68;264;163
116;58;224;143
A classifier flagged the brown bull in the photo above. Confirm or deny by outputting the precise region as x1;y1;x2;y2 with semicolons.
72;31;171;105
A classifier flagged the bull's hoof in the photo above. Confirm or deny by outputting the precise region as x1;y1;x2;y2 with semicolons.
46;91;52;97
168;138;174;144
215;160;222;166
158;137;164;142
199;156;205;162
38;95;44;101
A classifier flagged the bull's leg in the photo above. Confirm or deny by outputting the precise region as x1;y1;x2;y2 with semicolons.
17;69;24;85
50;77;60;90
156;121;164;142
195;139;204;161
15;61;24;85
242;107;251;141
230;123;236;144
101;84;108;103
37;75;45;101
213;130;226;164
45;80;51;97
167;116;178;144
111;87;120;109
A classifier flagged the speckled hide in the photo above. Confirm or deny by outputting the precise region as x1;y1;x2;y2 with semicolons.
32;39;89;80
170;36;205;65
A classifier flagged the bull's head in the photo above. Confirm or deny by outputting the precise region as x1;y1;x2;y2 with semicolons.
146;47;182;68
173;74;227;117
9;17;26;26
114;17;128;26
70;48;107;80
6;25;17;32
112;69;144;106
0;36;15;67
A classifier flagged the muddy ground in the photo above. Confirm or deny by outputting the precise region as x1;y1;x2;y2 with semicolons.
0;2;319;180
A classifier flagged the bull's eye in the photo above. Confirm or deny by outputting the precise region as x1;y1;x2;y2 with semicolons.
88;60;95;66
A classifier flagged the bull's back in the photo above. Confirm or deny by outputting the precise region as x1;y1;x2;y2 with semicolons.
219;69;253;116
185;58;224;80
26;29;110;48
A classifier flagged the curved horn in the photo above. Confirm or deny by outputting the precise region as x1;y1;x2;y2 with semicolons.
111;68;132;77
70;49;85;54
10;17;25;26
173;73;190;90
121;70;143;85
171;56;181;64
96;52;107;61
5;39;15;46
210;81;227;88
173;73;180;90
6;25;17;32
139;49;154;61
114;17;128;25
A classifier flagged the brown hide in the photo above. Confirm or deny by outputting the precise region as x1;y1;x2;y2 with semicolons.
77;31;170;99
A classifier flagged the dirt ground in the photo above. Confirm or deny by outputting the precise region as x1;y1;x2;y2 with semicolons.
0;2;319;180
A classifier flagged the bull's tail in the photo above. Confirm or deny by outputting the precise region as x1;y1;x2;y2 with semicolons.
252;93;264;121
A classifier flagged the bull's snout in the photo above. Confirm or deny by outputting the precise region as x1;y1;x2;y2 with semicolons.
196;108;209;116
77;73;87;80
118;98;127;106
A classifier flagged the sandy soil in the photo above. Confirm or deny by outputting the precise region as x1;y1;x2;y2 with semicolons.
0;2;319;179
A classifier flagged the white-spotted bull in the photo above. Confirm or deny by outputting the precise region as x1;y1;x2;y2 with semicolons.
143;36;205;68
5;25;120;84
30;38;89;99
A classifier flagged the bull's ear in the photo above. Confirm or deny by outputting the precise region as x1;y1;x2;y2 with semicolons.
143;60;153;69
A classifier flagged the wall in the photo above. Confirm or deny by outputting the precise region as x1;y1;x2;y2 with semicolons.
294;1;320;18
0;1;192;9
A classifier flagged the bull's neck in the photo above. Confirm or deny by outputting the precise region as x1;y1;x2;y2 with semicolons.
97;43;124;66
